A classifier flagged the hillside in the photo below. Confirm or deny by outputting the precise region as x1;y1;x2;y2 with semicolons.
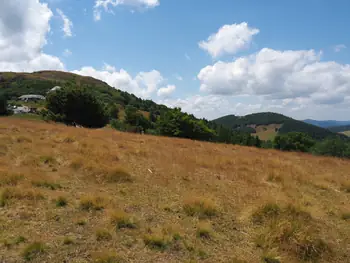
214;112;344;141
0;71;168;113
303;119;350;128
0;118;349;263
328;125;350;133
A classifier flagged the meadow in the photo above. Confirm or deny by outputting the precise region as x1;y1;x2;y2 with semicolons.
0;118;349;263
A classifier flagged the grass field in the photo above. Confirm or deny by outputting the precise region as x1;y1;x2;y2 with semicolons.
0;118;349;263
252;124;282;141
341;130;350;136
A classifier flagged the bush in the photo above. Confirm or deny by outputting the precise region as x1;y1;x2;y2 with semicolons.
56;196;68;207
46;87;108;128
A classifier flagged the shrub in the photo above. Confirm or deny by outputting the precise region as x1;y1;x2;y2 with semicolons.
46;87;108;128
96;229;112;241
109;210;137;230
183;197;218;218
274;132;315;152
56;196;67;207
22;242;46;261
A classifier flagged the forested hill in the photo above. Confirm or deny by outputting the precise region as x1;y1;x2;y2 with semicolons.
0;71;168;113
213;112;346;140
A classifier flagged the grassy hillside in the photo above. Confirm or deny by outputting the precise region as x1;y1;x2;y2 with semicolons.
214;112;343;141
0;118;349;263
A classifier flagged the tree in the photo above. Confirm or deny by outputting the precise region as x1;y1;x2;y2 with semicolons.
312;138;350;158
156;108;215;141
46;87;108;128
124;105;151;131
274;132;315;152
0;95;9;116
107;103;119;120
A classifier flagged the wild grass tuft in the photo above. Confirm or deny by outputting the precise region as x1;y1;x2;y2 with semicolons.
253;203;330;262
183;197;218;218
32;180;61;190
341;212;350;220
104;167;133;183
0;188;11;207
22;242;46;261
109;210;137;229
63;236;75;245
79;195;105;211
196;221;213;239
96;229;112;241
91;251;125;263
0;173;24;186
252;203;281;224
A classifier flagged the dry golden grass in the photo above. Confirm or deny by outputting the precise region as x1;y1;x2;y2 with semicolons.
0;117;349;262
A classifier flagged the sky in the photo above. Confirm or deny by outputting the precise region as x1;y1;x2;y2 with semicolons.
1;0;350;120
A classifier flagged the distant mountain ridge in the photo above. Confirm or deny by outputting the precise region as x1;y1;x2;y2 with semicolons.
214;112;347;141
303;119;350;128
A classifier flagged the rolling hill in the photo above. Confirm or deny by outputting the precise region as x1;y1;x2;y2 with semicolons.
214;112;345;141
0;118;349;263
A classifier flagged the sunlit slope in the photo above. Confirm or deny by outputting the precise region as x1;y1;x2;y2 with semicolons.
0;118;349;263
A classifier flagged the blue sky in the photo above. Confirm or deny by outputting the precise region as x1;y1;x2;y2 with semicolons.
1;0;350;120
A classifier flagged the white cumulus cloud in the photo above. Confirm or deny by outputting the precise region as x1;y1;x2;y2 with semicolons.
94;0;160;21
72;64;174;99
0;0;64;72
157;85;176;97
199;22;259;58
57;8;73;37
198;48;350;105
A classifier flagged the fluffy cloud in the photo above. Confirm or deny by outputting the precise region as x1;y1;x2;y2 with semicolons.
157;85;176;97
57;8;73;37
72;64;174;99
198;48;350;105
333;44;346;53
199;22;259;58
0;0;64;72
93;0;160;21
